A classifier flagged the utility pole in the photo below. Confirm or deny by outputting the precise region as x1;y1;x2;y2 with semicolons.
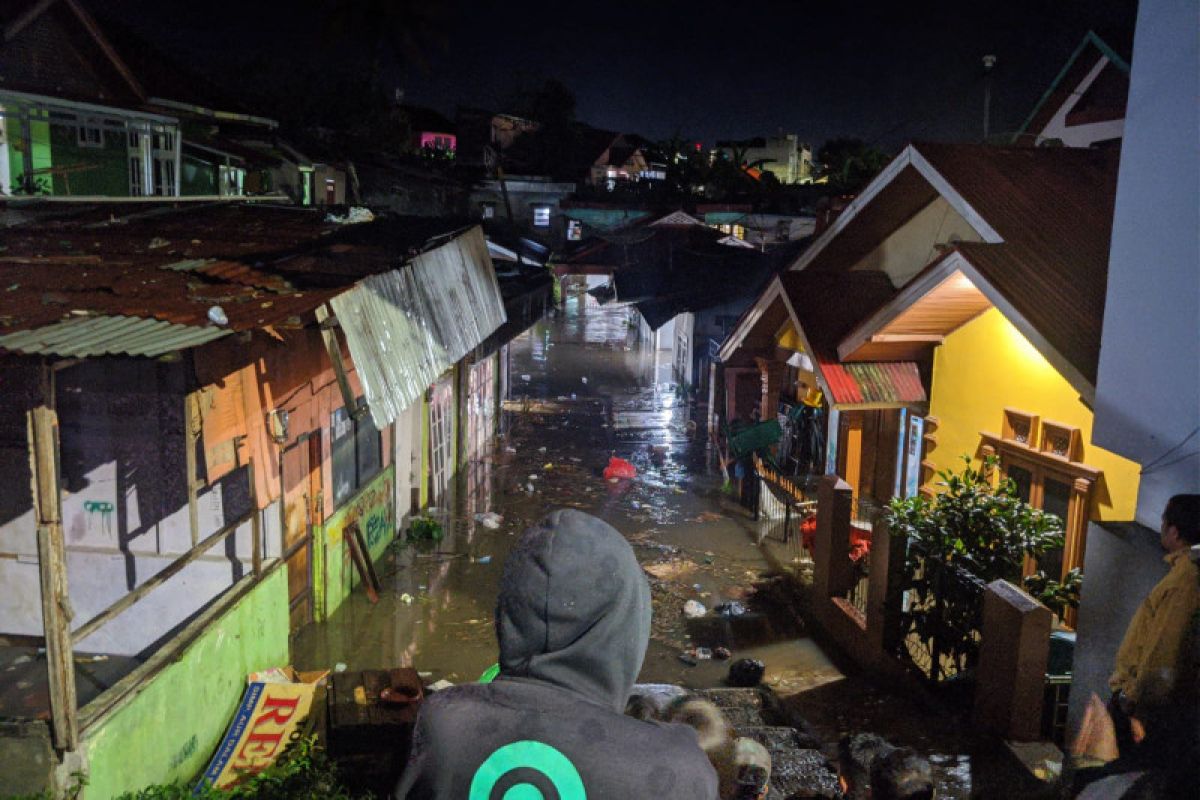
982;54;998;141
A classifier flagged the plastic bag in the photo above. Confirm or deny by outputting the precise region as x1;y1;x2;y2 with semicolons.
603;456;637;480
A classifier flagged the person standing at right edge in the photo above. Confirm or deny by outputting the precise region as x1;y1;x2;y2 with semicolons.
1093;494;1200;797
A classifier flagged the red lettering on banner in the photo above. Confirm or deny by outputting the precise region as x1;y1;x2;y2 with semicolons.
255;695;301;726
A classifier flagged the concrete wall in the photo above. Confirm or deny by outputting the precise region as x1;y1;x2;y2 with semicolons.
82;565;289;798
928;308;1141;521
850;196;983;287
1069;0;1200;751
1090;0;1200;528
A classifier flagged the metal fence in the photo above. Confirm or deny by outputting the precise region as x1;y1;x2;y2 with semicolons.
891;540;988;684
753;456;818;570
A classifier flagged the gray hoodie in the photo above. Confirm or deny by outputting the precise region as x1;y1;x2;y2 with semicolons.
395;509;718;799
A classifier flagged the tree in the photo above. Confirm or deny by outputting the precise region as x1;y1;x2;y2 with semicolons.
816;138;890;194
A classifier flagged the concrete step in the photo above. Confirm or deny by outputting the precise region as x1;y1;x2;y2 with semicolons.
766;747;840;800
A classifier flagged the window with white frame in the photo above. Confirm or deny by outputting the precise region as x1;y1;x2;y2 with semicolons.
567;219;583;241
77;120;103;148
481;202;496;219
532;205;551;227
151;130;176;196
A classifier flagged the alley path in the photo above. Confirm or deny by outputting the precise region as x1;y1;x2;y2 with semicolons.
292;287;1042;799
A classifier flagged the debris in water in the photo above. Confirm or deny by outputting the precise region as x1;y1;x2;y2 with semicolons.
714;647;732;660
538;446;547;453
521;374;532;381
692;647;713;661
475;555;492;565
678;652;698;666
427;679;455;692
683;600;707;618
728;658;765;687
334;662;348;673
715;601;747;618
643;560;696;581
475;512;503;529
581;377;588;384
400;593;414;605
603;456;637;480
543;463;554;470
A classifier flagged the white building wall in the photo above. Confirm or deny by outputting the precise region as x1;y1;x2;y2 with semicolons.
1091;0;1200;525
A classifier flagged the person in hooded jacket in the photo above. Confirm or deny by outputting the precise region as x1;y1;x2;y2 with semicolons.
394;509;719;799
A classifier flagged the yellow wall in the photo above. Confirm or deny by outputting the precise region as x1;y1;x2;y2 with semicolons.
927;308;1140;520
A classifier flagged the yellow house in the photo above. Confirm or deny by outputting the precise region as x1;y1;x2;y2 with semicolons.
720;142;1140;596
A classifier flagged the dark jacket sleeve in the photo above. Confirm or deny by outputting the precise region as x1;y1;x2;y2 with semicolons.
393;705;434;799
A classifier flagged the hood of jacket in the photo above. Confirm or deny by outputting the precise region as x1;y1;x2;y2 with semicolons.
496;509;651;712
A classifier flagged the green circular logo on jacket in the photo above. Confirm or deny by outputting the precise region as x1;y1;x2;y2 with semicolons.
469;740;587;800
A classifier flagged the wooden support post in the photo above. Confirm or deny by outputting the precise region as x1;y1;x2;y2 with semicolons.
315;304;359;418
249;461;262;576
866;517;907;660
28;368;78;751
185;392;200;547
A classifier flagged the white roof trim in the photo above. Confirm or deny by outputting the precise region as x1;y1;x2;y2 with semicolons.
786;144;1002;275
836;252;966;361
651;210;704;227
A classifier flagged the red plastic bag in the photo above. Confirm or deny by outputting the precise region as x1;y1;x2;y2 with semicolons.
603;456;637;480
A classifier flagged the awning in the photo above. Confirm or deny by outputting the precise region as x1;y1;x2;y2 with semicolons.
330;226;506;429
816;359;926;408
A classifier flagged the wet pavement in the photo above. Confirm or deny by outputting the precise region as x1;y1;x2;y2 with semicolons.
292;287;1042;798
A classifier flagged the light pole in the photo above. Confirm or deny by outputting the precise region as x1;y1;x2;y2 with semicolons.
983;54;998;141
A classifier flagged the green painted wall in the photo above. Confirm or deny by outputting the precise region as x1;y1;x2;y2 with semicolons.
316;466;395;620
82;567;289;799
9;117;53;195
49;125;128;196
182;154;218;196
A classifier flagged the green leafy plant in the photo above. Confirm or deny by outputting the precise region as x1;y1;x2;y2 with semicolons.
407;516;443;542
1024;567;1083;619
885;456;1067;682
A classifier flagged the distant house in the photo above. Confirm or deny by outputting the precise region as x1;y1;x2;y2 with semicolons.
401;104;456;157
0;0;183;197
717;134;814;184
1015;30;1132;148
582;131;663;188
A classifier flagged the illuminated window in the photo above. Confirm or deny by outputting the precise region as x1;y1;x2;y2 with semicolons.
532;205;551;227
567;220;583;241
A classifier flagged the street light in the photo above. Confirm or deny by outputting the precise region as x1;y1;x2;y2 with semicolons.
983;54;998;141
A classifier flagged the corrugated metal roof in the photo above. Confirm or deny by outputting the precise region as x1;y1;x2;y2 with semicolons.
0;314;230;358
817;359;926;407
330;226;506;429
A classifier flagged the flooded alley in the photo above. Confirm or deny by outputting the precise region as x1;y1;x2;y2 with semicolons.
292;286;1045;799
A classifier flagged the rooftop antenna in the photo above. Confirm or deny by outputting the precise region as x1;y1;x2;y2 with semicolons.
982;54;998;141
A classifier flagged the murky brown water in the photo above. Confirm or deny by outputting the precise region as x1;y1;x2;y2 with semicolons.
292;288;1042;798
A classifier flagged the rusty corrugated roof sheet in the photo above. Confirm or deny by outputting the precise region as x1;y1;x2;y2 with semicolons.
817;359;926;407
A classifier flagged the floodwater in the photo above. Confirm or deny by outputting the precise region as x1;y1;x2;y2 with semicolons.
292;287;1041;798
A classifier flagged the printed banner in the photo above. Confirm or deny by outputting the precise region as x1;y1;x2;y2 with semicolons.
195;680;315;793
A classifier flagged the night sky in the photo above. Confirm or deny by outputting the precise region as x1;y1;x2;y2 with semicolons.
104;0;1137;151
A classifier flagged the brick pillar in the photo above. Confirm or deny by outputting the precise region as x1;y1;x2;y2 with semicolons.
813;475;854;600
973;580;1052;741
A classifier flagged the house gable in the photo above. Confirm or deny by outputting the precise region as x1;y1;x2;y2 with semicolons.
1;0;143;106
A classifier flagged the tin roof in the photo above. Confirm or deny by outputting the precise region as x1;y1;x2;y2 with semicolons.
816;359;926;407
0;204;489;362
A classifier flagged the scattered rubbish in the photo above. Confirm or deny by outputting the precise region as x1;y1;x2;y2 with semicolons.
678;652;698;666
521;374;532;381
475;556;492;565
207;305;228;326
147;236;170;249
399;593;414;605
525;482;536;494
715;601;747;618
426;679;455;693
643;559;696;581
631;501;641;509
418;671;433;680
505;446;518;454
581;377;588;384
693;647;713;660
334;663;348;672
538;446;547;453
475;511;503;529
727;658;765;688
74;654;109;664
714;647;732;660
528;474;539;480
603;456;637;480
683;600;707;618
324;206;375;225
543;463;554;470
569;457;582;462
692;511;724;523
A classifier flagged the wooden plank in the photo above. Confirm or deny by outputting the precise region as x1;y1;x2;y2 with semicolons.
345;524;379;604
28;378;78;751
185;392;200;546
315;304;359;417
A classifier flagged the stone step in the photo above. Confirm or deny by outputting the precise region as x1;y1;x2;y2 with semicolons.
765;748;840;800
